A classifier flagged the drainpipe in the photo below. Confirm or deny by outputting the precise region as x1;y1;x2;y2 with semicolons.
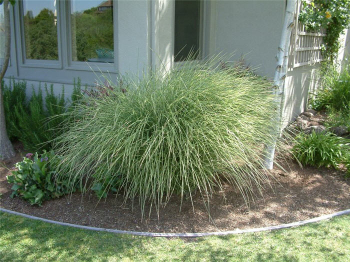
263;0;297;169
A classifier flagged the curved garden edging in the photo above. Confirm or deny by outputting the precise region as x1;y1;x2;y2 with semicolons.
1;207;350;238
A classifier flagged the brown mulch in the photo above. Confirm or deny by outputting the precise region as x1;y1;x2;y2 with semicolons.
1;141;350;233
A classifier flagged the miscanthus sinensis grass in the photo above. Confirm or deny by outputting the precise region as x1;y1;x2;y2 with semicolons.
54;60;279;216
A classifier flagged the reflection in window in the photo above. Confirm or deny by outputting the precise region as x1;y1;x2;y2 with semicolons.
174;0;201;62
23;0;58;60
71;0;114;63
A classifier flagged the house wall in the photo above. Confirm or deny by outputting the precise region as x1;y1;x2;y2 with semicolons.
209;0;321;124
208;0;285;78
3;0;325;126
283;65;320;127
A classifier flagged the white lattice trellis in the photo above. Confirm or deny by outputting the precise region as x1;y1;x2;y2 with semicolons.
290;1;326;68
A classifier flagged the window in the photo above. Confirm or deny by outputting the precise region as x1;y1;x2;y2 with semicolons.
22;0;58;60
70;0;114;63
174;0;201;62
19;0;114;65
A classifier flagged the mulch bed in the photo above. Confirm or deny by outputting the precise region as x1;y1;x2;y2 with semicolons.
1;141;350;233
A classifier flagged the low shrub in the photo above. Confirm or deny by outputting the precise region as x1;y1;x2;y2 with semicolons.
7;151;77;205
2;79;82;151
2;79;27;141
54;59;280;215
325;109;350;134
310;64;350;113
293;131;350;170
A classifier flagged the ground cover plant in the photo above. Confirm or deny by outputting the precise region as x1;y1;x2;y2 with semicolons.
6;151;78;206
53;59;280;216
1;211;350;261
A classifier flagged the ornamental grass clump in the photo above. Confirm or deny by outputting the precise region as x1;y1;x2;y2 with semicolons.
54;60;279;215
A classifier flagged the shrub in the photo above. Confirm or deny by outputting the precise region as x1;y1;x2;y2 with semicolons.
7;151;76;205
293;131;349;169
325;109;350;134
2;79;27;141
3;79;82;151
54;60;280;215
310;64;350;113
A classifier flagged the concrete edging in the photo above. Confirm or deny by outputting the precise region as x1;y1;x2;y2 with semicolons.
1;207;350;238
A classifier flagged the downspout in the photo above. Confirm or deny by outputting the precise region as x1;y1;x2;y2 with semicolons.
263;0;297;169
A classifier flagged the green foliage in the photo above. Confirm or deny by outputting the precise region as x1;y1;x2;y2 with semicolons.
54;59;280;216
6;151;76;205
2;79;83;151
325;67;350;113
91;173;121;199
325;109;350;133
309;66;338;111
293;131;349;170
309;64;350;127
299;0;350;61
2;79;27;141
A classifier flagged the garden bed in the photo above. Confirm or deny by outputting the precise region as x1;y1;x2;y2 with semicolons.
1;141;350;233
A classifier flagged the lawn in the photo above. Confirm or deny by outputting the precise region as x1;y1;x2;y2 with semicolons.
1;211;349;261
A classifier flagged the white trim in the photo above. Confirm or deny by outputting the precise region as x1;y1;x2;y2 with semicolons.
294;59;323;67
296;47;323;51
298;32;326;37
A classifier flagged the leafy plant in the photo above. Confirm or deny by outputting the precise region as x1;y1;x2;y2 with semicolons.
91;173;121;199
345;158;350;177
325;109;350;133
293;131;349;170
7;151;76;205
3;79;83;151
2;78;27;141
309;63;350;129
54;58;280;216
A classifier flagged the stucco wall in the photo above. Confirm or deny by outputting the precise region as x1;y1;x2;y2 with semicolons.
283;65;321;127
209;0;285;78
4;0;323;126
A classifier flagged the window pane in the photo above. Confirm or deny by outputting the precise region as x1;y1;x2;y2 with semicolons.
174;0;201;62
23;0;58;60
71;0;114;63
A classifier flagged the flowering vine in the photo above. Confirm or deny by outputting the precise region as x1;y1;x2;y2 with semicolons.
299;0;350;62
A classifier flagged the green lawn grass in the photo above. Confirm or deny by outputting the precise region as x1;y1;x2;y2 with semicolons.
1;211;349;261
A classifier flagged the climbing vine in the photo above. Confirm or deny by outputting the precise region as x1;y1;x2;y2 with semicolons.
299;0;350;62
